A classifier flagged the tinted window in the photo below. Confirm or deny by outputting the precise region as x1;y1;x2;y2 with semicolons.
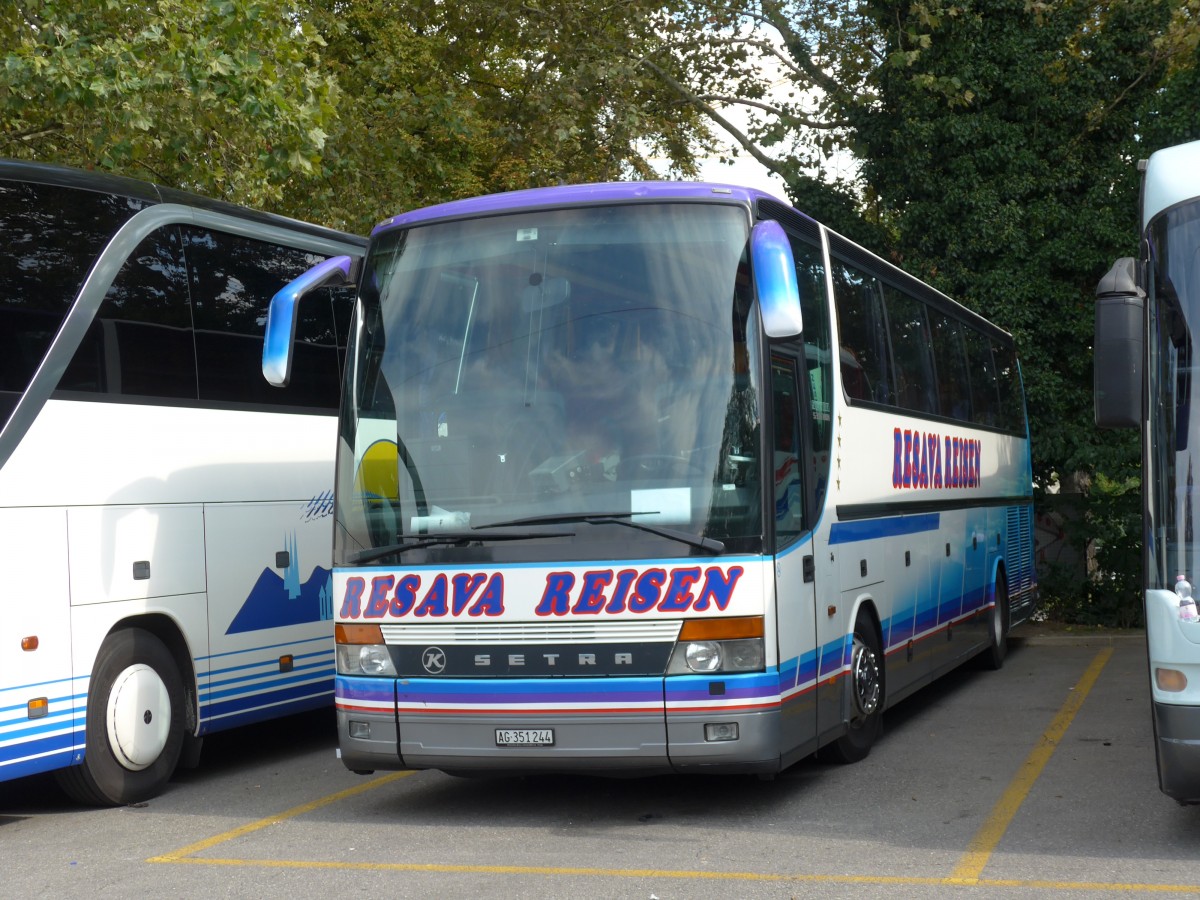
832;260;891;404
771;355;805;546
0;181;147;422
964;328;1000;427
59;226;197;399
789;235;832;513
183;228;341;410
930;312;972;421
884;284;936;414
993;341;1024;432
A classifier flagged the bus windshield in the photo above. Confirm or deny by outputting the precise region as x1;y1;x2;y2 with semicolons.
1148;197;1200;590
334;202;763;563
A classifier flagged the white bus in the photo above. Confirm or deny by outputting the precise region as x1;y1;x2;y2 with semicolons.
0;161;366;804
1095;138;1200;805
266;182;1037;777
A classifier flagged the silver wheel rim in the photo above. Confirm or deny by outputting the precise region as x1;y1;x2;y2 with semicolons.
850;636;881;719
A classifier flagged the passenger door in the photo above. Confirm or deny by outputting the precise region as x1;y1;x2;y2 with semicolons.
769;352;820;760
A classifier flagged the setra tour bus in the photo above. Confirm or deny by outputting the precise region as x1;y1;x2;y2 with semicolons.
265;182;1037;777
0;160;365;804
1095;138;1200;805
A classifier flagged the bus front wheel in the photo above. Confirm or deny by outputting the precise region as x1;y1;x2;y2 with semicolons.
822;613;884;764
56;628;186;806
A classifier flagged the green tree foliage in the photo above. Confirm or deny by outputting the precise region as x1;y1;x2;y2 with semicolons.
850;1;1197;623
663;0;1197;622
294;0;714;231
853;0;1181;482
2;0;715;232
1;0;337;208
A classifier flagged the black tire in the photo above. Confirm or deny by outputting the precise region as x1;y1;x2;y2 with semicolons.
55;628;186;806
979;572;1010;671
822;612;884;764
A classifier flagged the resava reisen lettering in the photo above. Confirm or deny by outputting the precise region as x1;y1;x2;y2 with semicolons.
893;428;983;490
338;565;745;620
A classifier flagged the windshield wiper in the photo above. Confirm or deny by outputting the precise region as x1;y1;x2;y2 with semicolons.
349;528;574;565
476;512;724;554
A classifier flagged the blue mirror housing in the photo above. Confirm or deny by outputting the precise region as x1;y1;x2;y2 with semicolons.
262;255;355;387
751;219;803;339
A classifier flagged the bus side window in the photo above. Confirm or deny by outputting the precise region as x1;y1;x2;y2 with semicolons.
3;181;148;412
184;227;342;411
59;226;197;400
883;284;937;414
993;341;1023;432
770;355;805;547
964;329;1001;427
832;260;890;404
788;234;832;512
327;284;358;377
930;312;972;422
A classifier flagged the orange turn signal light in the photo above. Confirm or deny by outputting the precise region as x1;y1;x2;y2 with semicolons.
679;616;764;641
336;623;384;645
1155;667;1188;693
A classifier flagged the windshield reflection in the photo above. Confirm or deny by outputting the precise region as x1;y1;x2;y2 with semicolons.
335;202;762;564
1149;199;1200;589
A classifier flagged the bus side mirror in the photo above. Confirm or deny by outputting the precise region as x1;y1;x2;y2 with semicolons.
751;219;803;339
263;255;357;387
1094;256;1144;428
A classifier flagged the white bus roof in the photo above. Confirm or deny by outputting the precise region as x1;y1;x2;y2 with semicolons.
1144;139;1200;231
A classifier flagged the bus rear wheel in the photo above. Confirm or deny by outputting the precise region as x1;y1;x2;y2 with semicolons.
56;628;186;806
979;572;1010;671
822;613;883;764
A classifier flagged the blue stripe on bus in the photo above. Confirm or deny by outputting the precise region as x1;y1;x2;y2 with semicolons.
394;677;665;706
204;659;333;694
0;708;79;744
199;680;333;727
204;646;333;679
664;673;783;707
0;729;82;779
828;513;940;545
200;668;333;705
339;669;801;711
196;634;333;664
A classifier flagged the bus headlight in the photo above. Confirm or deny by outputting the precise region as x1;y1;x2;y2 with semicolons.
669;638;764;674
335;623;398;677
666;617;766;675
685;641;722;671
336;643;398;677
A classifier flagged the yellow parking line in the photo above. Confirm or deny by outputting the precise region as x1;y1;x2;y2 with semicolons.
949;646;1115;883
151;647;1194;895
147;770;415;862
153;855;1200;893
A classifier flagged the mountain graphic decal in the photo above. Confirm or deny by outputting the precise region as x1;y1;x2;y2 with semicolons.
225;533;334;634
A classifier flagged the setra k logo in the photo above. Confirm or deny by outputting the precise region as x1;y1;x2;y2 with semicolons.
421;647;447;675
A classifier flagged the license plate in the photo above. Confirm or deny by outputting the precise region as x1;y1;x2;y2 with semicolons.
495;728;554;746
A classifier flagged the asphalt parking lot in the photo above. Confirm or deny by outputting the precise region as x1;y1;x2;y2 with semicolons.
2;627;1199;899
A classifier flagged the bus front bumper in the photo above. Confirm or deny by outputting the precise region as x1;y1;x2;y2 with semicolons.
335;674;784;776
1153;701;1200;805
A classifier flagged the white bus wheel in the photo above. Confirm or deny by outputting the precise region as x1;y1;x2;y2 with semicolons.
55;628;186;806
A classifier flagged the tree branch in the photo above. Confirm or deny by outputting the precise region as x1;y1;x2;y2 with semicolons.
694;94;847;130
639;56;788;180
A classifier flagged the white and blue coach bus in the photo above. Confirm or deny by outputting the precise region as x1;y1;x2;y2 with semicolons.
0;161;365;804
265;182;1037;777
1096;138;1200;805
